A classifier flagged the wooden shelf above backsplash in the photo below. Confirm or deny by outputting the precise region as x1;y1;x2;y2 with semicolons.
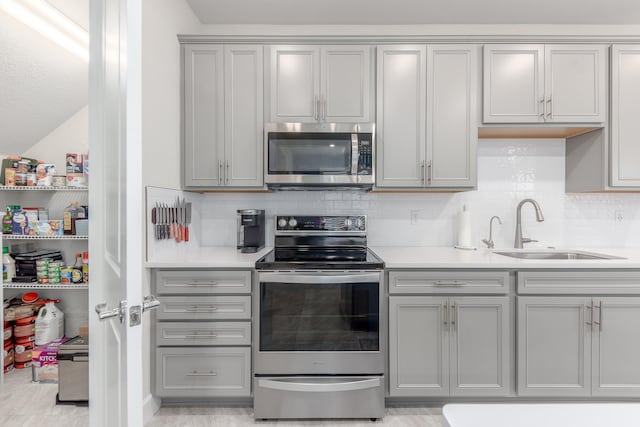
478;126;601;139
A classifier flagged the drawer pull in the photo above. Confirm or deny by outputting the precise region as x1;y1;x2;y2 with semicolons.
184;334;218;338
185;306;218;312
185;371;217;377
434;280;467;286
186;281;219;286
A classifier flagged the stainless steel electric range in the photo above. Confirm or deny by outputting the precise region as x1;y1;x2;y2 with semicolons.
253;215;385;421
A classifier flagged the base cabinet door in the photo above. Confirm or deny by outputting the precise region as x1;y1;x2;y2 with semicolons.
389;296;449;396
517;297;592;396
592;297;640;397
450;297;509;396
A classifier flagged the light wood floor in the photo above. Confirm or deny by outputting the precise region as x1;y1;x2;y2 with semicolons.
0;369;443;426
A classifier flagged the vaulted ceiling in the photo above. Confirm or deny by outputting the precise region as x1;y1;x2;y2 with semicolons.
0;0;88;155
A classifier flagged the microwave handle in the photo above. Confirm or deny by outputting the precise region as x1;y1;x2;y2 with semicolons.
351;134;359;175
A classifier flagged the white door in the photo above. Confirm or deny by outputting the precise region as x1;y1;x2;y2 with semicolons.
545;45;606;123
89;0;144;425
450;297;509;396
483;44;545;123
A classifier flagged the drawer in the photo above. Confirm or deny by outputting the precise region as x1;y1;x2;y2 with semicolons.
389;271;510;294
518;271;640;295
155;270;252;295
155;347;251;397
156;296;251;320
156;321;251;346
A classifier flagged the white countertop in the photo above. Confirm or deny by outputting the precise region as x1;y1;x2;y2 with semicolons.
145;246;272;268
370;246;640;269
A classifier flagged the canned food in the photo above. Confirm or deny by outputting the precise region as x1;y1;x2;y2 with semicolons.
16;161;29;174
35;259;50;267
52;175;67;187
60;268;73;284
26;173;37;186
37;278;49;284
15;173;27;186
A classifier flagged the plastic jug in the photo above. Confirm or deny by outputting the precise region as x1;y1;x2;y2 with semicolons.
35;301;65;345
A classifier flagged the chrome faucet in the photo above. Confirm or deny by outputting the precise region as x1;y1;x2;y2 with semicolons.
514;199;545;248
482;216;503;249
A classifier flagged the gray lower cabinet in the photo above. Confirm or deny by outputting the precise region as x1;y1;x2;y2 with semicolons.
517;271;640;397
153;269;252;398
389;295;510;397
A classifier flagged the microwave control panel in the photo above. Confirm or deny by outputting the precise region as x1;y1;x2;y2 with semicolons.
357;134;373;175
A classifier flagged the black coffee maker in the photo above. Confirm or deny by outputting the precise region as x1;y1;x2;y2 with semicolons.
236;209;265;253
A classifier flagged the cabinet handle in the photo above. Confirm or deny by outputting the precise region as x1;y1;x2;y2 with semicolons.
586;304;592;326
420;160;425;184
434;280;466;286
451;302;457;329
314;96;318;120
186;281;219;286
185;371;217;377
594;302;602;331
218;160;222;185
185;306;218;312
184;334;218;339
322;97;326;120
539;98;545;118
546;97;552;119
427;160;433;184
443;303;448;326
225;160;229;185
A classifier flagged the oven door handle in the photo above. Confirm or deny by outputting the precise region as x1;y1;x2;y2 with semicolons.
258;378;381;393
258;272;380;284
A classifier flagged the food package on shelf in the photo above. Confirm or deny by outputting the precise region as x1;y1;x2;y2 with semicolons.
31;337;69;383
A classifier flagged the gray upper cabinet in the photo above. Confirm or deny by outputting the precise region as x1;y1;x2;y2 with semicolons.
268;45;372;123
390;295;509;397
610;45;640;187
483;44;606;123
377;44;478;189
183;44;263;188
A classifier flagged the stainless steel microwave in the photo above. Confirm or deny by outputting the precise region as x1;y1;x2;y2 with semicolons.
264;123;375;190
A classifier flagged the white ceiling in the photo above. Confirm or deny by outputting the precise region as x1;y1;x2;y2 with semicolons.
0;0;88;155
186;0;640;25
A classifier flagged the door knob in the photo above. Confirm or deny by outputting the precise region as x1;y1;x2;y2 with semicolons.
142;295;160;312
95;300;126;323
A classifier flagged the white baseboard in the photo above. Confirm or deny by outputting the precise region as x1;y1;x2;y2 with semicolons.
143;393;161;425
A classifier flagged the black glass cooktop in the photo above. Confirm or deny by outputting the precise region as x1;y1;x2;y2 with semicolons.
255;247;384;270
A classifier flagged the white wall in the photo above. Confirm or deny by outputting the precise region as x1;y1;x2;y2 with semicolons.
140;0;201;419
198;139;640;249
21;105;88;171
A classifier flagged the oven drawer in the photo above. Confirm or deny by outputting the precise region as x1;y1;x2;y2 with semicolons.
156;347;250;397
156;321;251;346
389;271;510;294
155;270;252;295
156;296;251;320
253;376;384;419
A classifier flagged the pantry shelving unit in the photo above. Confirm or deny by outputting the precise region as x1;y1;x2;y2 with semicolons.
1;185;89;383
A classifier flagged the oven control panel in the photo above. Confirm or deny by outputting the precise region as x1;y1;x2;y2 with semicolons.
275;215;366;232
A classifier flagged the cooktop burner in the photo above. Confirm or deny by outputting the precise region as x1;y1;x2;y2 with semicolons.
255;215;384;270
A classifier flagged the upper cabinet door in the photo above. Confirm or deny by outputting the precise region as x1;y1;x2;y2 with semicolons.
183;44;225;187
545;45;607;123
376;45;427;188
427;45;478;188
224;45;264;187
321;46;372;123
610;45;640;187
269;46;320;122
483;44;545;123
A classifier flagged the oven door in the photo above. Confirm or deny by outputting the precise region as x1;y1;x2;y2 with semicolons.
255;271;383;375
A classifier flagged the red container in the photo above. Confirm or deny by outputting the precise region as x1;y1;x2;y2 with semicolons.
14;361;32;369
4;364;13;374
14;315;37;325
13;323;35;339
3;326;11;341
3;341;13;367
14;341;33;363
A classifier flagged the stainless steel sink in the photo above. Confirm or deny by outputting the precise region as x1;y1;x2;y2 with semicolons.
494;251;624;260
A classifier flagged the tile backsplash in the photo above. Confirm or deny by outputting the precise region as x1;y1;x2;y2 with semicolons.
200;139;640;249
